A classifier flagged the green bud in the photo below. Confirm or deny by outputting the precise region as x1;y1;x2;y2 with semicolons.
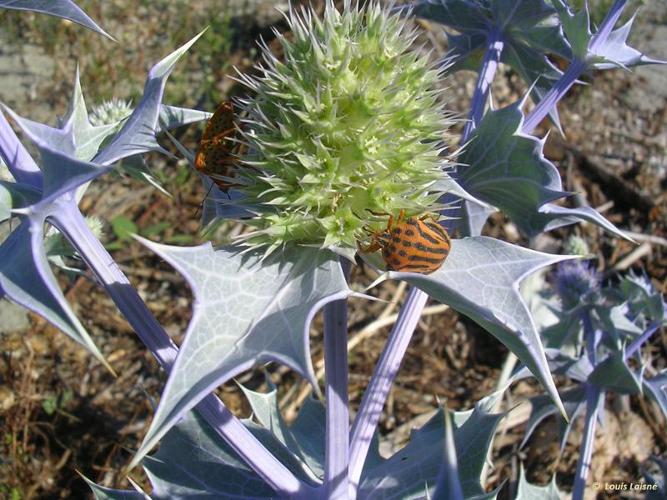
564;235;590;256
89;98;132;126
234;0;454;253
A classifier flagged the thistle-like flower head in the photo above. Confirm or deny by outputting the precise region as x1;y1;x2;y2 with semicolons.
554;260;600;310
234;0;453;253
89;98;133;126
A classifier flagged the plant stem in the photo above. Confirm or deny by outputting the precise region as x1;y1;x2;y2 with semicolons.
522;60;585;135
53;200;313;498
323;288;350;499
572;309;603;499
462;29;504;141
347;30;507;495
572;384;602;500
348;288;429;495
523;0;628;135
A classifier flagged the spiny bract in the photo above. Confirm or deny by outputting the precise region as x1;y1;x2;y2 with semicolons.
233;0;453;254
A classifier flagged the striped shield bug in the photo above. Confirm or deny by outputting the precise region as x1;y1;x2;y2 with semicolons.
361;210;451;274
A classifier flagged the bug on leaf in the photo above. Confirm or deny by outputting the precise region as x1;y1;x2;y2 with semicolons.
194;101;246;192
361;210;451;274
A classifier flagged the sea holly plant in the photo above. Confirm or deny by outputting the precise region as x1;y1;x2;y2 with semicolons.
516;262;667;498
0;1;664;500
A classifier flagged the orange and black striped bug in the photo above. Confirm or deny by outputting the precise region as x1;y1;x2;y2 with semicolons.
194;101;247;193
361;210;451;274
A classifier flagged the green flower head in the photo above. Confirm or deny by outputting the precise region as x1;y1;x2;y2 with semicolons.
234;0;454;254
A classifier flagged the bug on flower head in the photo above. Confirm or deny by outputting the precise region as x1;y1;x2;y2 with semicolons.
194;101;247;192
361;210;451;274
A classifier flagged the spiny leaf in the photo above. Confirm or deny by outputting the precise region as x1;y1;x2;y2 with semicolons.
159;105;212;130
515;465;563;500
82;475;148;500
0;0;112;39
0;180;40;223
142;412;275;498
590;14;666;69
408;0;570;126
358;389;506;499
0;221;108;368
589;351;642;395
240;381;324;480
458;104;627;239
380;236;570;417
132;240;350;467
3;69;116;163
552;0;666;69
93;30;206;166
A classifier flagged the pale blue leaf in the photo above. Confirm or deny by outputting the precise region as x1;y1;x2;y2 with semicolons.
460;199;497;237
551;0;591;60
617;272;666;324
432;174;490;207
289;397;327;480
595;303;642;347
133;241;350;466
3;103;113;203
405;0;492;33
383;236;570;417
409;0;570;125
591;14;667;69
358;389;505;499
240;381;324;480
94;31;206;166
0;0;112;39
159;105;212;131
552;0;665;70
534;203;630;241
3;69;119;166
0;180;40;223
30;144;109;203
142;411;275;499
541;312;581;350
432;409;464;500
458;104;626;239
588;351;641;394
515;465;563;500
60;68;119;161
643;370;667;418
0;221;107;367
83;476;147;500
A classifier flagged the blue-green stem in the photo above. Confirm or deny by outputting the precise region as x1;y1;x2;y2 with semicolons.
322;260;351;499
347;29;506;497
53;200;314;498
523;0;628;134
572;310;603;499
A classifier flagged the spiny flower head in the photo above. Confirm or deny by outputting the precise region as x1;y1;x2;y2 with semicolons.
233;0;453;254
554;260;600;310
89;98;132;126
